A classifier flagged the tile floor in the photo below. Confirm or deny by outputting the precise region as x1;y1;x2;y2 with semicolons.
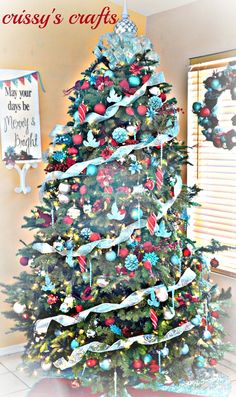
0;352;236;397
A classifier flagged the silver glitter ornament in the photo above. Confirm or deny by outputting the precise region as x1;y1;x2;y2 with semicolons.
114;0;137;35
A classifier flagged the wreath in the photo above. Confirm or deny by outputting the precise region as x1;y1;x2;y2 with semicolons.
192;61;236;150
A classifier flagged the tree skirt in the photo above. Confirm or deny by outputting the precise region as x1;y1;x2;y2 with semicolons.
28;378;208;397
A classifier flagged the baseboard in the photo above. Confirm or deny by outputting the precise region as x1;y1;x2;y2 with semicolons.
0;343;25;357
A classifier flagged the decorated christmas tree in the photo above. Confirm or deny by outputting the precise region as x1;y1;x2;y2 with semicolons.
1;3;233;397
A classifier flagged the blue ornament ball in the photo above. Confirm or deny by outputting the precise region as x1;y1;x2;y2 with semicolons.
105;250;117;262
191;316;201;326
128;75;141;87
181;344;189;355
170;254;181;266
86;164;97;176
203;330;212;341
192;102;202;113
195;356;205;368
131;207;143;221
143;354;152;364
70;339;79;350
210;78;221;90
99;359;112;371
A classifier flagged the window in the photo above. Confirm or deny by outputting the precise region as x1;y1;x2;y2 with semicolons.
187;50;236;277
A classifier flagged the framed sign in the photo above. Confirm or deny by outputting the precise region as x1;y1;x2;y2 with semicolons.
0;70;44;193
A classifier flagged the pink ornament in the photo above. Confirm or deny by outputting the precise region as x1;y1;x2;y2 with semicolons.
137;105;147;116
19;256;29;266
89;232;101;242
150;308;158;330
147;213;157;236
119;248;129;258
94;103;106;115
126;106;135;116
63;216;74;225
80;185;87;195
77;256;86;273
143;260;152;270
80;81;90;90
72;134;83;145
156;167;163;190
78;103;87;124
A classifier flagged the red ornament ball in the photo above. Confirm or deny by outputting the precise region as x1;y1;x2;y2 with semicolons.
72;134;83;145
211;311;220;319
71;183;79;191
94;103;106;115
67;147;78;155
126;106;135;116
89;232;101;242
210;258;219;268
119;248;129;258
209;358;218;366
75;304;83;313
183;247;191;257
143;260;152;270
19;256;29;266
207;324;214;333
199;107;211;117
22;312;29;320
137;105;147;116
86;358;98;368
63;216;74;225
132;359;144;370
104;317;115;326
80;185;87;195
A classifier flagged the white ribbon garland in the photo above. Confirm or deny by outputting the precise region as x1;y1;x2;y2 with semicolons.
53;322;195;370
35;268;195;334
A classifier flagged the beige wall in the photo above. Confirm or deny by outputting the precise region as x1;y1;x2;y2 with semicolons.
0;0;146;348
147;0;236;347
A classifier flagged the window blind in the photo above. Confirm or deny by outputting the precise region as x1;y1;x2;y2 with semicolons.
187;52;236;276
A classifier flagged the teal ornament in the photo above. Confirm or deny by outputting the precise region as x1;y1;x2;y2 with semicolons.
128;75;141;87
143;252;159;266
125;254;139;271
181;344;189;355
82;273;90;283
70;339;79;350
143;354;152;364
112;127;128;143
131;207;143;221
210;78;221;90
73;111;80;124
195;356;205;368
170;254;181;266
203;330;212;340
104;70;114;79
86;164;97;176
105;250;117;262
191;316;201;326
192;102;202;113
161;346;169;357
99;359;112;371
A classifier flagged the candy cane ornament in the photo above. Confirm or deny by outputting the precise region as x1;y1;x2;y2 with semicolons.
78;103;87;124
156;167;163;190
150;308;158;330
147;212;157;235
77;255;86;272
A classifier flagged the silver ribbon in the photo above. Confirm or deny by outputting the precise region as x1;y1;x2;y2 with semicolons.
53;322;195;370
34;175;182;257
35;268;195;334
84;71;165;124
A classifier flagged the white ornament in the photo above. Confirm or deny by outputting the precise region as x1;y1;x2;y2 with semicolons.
58;194;70;204
127;125;137;136
59;296;75;313
41;360;52;371
58;183;71;194
86;329;96;338
163;306;175;320
83;204;92;214
155;286;168;302
13;302;26;314
149;87;161;96
67;207;81;219
96;277;109;287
